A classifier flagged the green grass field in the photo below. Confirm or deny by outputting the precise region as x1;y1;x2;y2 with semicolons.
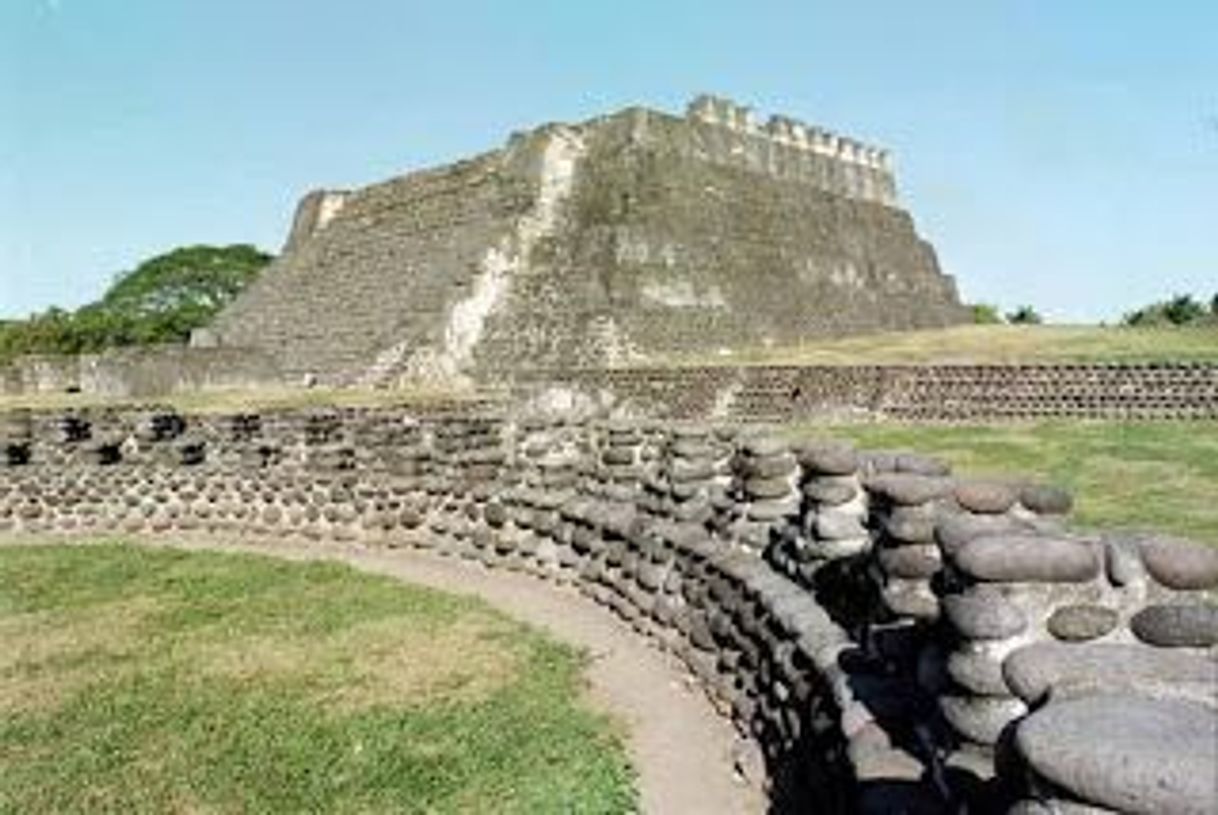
0;543;635;814
801;421;1218;547
666;324;1218;367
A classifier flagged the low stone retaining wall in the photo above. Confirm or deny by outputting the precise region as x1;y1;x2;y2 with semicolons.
518;362;1218;422
1;405;1215;813
0;345;280;398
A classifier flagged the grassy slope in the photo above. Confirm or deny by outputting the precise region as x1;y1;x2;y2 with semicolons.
663;324;1218;367
802;421;1218;546
0;543;634;814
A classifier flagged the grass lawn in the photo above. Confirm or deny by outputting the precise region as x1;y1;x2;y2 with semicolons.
801;421;1218;547
0;542;635;814
663;324;1218;367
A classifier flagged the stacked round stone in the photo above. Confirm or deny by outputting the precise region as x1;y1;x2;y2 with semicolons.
424;418;504;562
593;420;645;500
495;417;580;576
862;451;955;623
940;507;1218;812
661;423;724;527
731;433;800;553
758;438;868;587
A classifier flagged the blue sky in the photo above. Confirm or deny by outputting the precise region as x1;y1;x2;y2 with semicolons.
2;1;1215;322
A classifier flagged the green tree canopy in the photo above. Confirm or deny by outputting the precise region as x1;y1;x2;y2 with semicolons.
969;303;1003;324
0;244;272;363
1122;293;1214;327
101;244;272;316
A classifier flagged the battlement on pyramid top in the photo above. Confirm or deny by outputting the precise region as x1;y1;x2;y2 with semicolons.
685;94;894;173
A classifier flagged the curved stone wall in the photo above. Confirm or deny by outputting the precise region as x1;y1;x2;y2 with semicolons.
1;405;1215;813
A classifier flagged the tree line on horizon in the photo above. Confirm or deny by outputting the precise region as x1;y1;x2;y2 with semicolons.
970;293;1218;327
0;245;272;364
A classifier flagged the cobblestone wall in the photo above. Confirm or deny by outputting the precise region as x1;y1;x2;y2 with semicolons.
520;362;1218;421
2;406;1215;813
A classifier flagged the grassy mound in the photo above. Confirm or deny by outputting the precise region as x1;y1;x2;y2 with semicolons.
0;543;635;814
666;324;1218;367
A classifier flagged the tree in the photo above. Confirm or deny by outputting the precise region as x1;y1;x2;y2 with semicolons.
101;244;272;317
970;303;1003;324
1122;293;1213;327
0;244;272;363
1006;305;1043;325
1162;294;1205;326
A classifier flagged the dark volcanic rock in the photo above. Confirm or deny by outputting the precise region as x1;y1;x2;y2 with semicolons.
942;587;1028;640
1015;694;1218;815
878;544;942;579
882;581;940;621
815;509;867;541
801;477;858;506
739;435;786;459
1102;533;1147;586
935;512;1022;556
1138;535;1218;590
947;649;1010;696
940;695;1026;746
795;440;859;476
1047;604;1120;642
955;535;1099;583
954;480;1018;514
883;505;936;543
1018;483;1074;515
743;475;793;500
1003;641;1218;705
866;473;953;506
1130;604;1218;648
740;452;796;479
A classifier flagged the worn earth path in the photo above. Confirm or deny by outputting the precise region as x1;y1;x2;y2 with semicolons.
2;535;768;815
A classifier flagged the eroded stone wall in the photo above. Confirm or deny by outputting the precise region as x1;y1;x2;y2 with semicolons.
520;362;1218;422
207;97;967;385
2;405;1214;813
0;346;281;398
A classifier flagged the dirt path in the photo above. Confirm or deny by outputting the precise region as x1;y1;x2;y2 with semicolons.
3;535;767;815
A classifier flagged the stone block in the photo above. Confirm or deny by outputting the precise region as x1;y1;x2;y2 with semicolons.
1015;695;1218;815
866;473;952;505
955;535;1100;583
943;587;1028;640
1047;604;1120;642
1003;641;1218;706
795;440;859;476
1019;483;1074;515
1138;535;1218;590
940;694;1027;746
954;480;1018;514
1130;604;1218;648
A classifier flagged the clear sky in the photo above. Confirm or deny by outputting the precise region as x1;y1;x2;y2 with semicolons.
2;1;1215;322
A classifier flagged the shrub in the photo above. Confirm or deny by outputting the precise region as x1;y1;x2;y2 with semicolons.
970;303;1004;324
1122;294;1211;327
1006;305;1043;325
